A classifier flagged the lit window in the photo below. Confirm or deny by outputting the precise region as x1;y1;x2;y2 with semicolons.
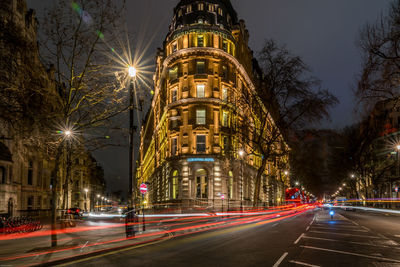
196;169;208;198
196;61;205;74
197;35;204;47
198;3;204;11
222;65;228;79
178;9;182;17
196;109;206;125
196;84;205;98
172;42;177;52
169;66;178;81
222;87;228;101
218;8;223;16
172;170;179;199
187;5;192;13
196;135;206;153
228;171;233;199
171;88;178;102
171;137;178;156
222;111;229;127
208;4;215;12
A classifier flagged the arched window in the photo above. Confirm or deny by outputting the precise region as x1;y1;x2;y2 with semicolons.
228;171;233;199
196;169;208;198
172;170;179;199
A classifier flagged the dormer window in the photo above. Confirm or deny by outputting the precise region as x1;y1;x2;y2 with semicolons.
172;42;178;52
187;5;192;13
178;9;182;17
218;8;223;16
197;35;204;47
208;4;215;12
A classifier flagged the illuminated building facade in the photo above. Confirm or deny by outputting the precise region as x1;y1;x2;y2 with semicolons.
136;0;289;209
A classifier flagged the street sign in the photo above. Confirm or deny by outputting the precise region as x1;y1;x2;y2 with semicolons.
395;187;399;193
221;194;225;200
140;183;148;195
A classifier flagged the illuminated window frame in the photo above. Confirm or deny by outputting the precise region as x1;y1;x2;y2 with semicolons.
196;84;205;98
196;109;206;125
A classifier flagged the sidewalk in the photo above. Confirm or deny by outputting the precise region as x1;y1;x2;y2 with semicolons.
0;219;168;266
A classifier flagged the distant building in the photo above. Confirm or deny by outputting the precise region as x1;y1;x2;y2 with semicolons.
0;0;105;216
136;0;289;210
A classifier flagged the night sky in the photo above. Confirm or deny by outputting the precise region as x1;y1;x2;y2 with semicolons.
26;0;390;194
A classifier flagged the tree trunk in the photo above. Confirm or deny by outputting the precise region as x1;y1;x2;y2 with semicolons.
253;157;267;207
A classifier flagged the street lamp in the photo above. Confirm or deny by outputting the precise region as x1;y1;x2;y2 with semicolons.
128;65;137;210
97;194;100;211
295;181;299;186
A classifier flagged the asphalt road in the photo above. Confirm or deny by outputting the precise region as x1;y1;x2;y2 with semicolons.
61;209;400;267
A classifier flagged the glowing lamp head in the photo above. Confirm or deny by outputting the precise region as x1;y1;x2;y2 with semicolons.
238;150;245;157
65;130;72;136
284;171;289;175
128;66;137;78
84;188;88;193
329;210;335;216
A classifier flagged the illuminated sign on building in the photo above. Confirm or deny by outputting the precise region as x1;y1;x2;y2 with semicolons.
187;158;215;162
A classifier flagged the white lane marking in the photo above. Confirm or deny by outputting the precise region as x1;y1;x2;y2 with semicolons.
310;226;367;232
395;235;400;238
289;260;321;267
294;233;304;244
308;230;381;238
377;233;389;240
302;235;400;249
301;245;400;263
306;226;310;231
351;220;359;226
272;252;288;267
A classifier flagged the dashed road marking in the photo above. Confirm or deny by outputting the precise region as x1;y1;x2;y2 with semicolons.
302;235;400;249
289;260;321;267
310;226;367;232
272;252;288;267
294;233;304;244
301;245;400;263
308;230;381;239
306;226;310;231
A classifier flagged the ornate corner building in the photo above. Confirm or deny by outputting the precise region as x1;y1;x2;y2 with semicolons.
136;0;289;209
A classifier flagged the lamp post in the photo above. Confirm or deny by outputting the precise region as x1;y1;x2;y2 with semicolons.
239;149;245;211
128;66;137;209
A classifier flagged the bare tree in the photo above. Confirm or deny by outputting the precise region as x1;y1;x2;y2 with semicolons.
235;39;337;206
35;0;143;246
357;0;400;107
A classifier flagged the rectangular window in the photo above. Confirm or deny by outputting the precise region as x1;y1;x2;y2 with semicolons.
196;135;206;153
222;111;229;127
222;65;228;79
198;3;204;11
208;4;215;12
223;136;229;152
171;88;178;102
178;9;182;17
222;40;228;52
187;5;192;13
172;42;178;52
196;84;205;98
222;87;228;101
197;35;204;47
218;8;223;16
196;109;206;125
172;138;178;156
169;66;178;81
28;161;33;185
196;61;205;74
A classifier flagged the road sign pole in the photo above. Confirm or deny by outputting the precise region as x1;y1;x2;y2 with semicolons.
142;194;145;232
